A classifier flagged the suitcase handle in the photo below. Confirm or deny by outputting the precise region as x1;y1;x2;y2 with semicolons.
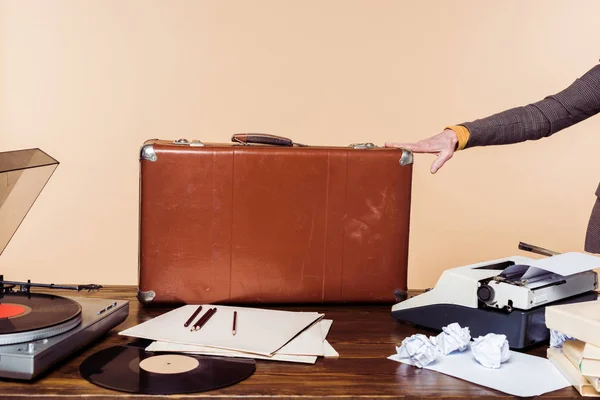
230;133;413;167
232;133;296;147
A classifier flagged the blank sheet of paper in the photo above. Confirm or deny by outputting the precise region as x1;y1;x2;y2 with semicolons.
530;252;600;277
320;319;333;339
388;344;570;397
278;319;332;356
146;341;319;364
324;340;339;357
146;319;334;357
119;304;323;356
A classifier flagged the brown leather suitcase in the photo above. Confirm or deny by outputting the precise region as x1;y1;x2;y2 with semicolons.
137;134;413;305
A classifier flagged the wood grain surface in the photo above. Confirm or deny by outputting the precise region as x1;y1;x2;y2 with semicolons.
0;286;581;399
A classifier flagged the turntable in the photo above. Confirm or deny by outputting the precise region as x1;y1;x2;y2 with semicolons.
0;148;129;380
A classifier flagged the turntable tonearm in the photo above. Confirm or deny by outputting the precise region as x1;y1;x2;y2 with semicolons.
0;148;129;380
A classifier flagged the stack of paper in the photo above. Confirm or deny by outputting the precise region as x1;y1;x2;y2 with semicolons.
545;296;600;396
119;304;338;364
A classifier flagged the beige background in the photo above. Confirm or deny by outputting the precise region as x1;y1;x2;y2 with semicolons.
1;0;599;289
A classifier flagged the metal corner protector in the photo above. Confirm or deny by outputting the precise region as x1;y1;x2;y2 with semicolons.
399;149;413;166
140;144;157;162
137;288;156;304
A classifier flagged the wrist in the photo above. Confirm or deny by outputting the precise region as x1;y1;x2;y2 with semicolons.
443;128;459;150
445;126;470;151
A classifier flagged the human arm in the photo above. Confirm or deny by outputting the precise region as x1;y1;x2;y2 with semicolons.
386;63;600;172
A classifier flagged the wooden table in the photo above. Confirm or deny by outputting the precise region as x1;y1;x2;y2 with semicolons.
0;286;580;399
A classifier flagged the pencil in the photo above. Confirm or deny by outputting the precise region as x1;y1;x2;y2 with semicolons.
190;308;213;331
191;307;217;331
184;305;203;328
232;311;237;336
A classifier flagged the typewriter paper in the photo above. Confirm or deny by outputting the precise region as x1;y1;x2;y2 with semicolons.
388;343;570;397
529;252;600;277
120;304;323;356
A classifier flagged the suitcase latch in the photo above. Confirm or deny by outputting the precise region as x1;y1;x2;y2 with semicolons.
349;142;376;149
173;138;205;147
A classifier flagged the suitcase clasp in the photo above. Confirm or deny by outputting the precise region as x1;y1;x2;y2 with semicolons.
173;138;205;147
349;142;376;149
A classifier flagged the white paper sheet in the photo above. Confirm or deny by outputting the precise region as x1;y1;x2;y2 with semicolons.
320;319;333;339
146;319;334;357
278;319;333;356
146;340;339;363
500;264;551;282
528;252;600;277
146;341;319;364
119;304;323;356
145;318;338;363
323;340;339;357
521;266;554;281
388;343;570;397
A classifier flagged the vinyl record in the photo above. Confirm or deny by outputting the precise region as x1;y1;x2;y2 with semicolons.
79;345;256;395
0;293;81;334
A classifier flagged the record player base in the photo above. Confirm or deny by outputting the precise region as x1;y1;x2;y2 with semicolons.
0;286;585;399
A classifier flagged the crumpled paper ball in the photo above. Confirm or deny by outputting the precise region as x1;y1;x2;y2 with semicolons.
396;333;438;368
549;329;574;348
471;333;511;368
430;322;472;355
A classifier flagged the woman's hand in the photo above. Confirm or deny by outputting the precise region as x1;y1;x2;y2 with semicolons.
385;129;458;174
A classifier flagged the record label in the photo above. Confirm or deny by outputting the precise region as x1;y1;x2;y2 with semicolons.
0;304;28;319
80;345;256;395
139;354;200;374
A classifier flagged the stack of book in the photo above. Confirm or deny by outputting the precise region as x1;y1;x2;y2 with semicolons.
546;299;600;397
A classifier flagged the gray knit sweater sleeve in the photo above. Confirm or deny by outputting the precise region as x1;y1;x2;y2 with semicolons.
462;64;600;149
